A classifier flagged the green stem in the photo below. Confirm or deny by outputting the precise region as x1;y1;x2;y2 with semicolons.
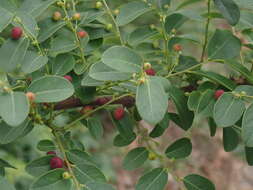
102;0;124;45
53;131;81;190
165;62;203;78
62;0;87;69
200;0;211;62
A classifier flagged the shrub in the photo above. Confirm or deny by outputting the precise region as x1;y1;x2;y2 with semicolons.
0;0;252;189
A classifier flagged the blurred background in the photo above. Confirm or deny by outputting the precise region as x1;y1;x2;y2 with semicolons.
1;0;253;189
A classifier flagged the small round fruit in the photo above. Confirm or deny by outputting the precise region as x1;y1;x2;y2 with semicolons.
106;23;113;31
148;152;157;160
144;62;152;70
95;97;110;106
145;68;156;76
80;105;93;114
11;27;23;40
52;11;62;21
173;44;182;52
47;151;56;155
113;107;125;120
95;1;103;9
50;156;64;169
26;92;36;102
64;75;72;82
113;9;120;15
77;30;88;38
62;172;72;179
72;13;81;20
214;89;225;100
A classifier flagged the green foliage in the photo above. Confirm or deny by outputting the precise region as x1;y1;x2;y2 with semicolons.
0;0;252;189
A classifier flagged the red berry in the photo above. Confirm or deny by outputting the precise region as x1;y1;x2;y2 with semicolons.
50;156;64;169
113;107;125;120
80;105;93;114
77;30;88;38
47;151;56;155
95;97;111;106
145;68;156;76
214;89;225;100
11;27;23;40
64;75;72;82
173;44;182;52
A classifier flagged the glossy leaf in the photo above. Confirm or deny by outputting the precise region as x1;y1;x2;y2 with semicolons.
21;51;48;74
242;103;253;147
37;140;55;152
26;155;54;177
223;127;239;152
190;70;236;90
207;29;241;60
87;116;104;140
102;46;142;73
183;174;215;190
214;93;245;127
0;38;29;72
0;7;13;32
168;85;194;130
135;168;168;190
52;54;75;76
214;0;240;25
165;13;188;33
150;113;170;138
165;138;192;159
122;147;149;170
0;92;29;126
89;62;132;81
136;77;168;125
28;76;74;103
30;169;72;190
0;120;33;144
116;1;151;26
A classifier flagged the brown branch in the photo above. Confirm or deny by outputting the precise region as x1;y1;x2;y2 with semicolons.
54;96;135;110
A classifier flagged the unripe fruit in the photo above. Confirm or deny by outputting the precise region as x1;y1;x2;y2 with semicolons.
148;152;157;160
143;62;152;70
26;92;36;102
52;11;62;21
77;30;88;38
47;151;56;155
62;172;72;179
64;75;72;82
95;1;103;9
106;23;113;31
145;68;156;76
11;27;23;40
50;156;64;169
72;13;81;21
138;77;146;84
173;44;182;52
80;105;93;114
113;9;120;15
113;107;125;120
214;89;225;100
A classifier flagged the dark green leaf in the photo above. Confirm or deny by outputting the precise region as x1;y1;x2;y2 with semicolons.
122;147;149;170
165;138;192;159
